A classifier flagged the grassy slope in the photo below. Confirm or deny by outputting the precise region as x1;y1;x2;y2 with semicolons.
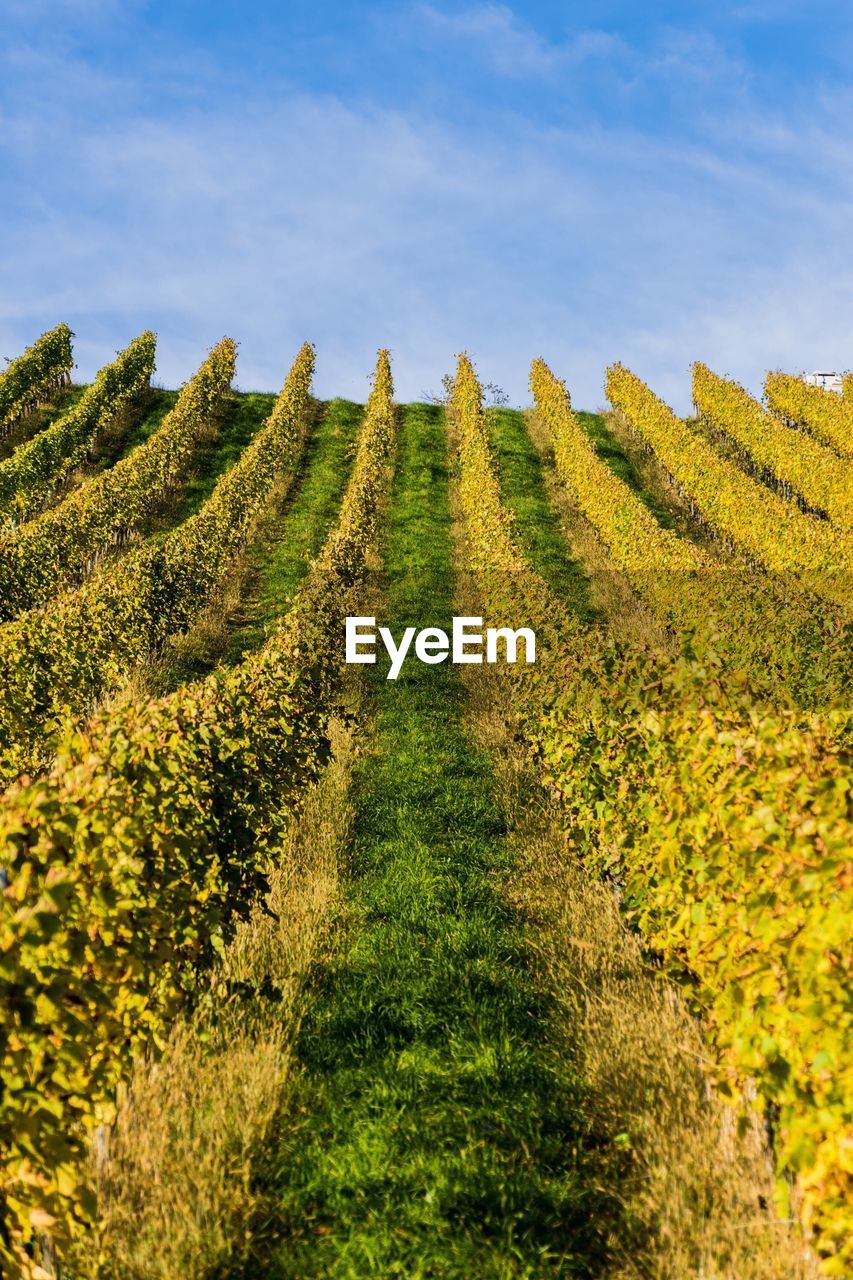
151;397;365;687
572;410;679;530
218;397;364;663
488;409;709;640
581;409;720;550
94;388;272;528
0;383;84;461
266;403;611;1279
168;390;275;524
89;387;179;476
487;408;670;649
69;387;271;520
516;397;710;551
486;408;596;618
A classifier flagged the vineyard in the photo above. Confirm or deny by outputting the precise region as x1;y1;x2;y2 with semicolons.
0;328;850;1280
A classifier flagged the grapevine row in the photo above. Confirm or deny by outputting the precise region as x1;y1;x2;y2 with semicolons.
453;353;554;616
693;363;852;529
0;349;396;1276
766;370;853;460
452;355;852;1272
530;359;849;712
606;364;851;609
0;331;155;526
0;324;74;435
0;342;316;787
0;337;234;622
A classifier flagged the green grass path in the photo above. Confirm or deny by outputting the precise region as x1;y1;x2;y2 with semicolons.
572;411;680;530
155;398;364;688
487;406;710;594
93;388;179;475
220;397;364;662
570;408;714;548
266;404;611;1278
168;390;275;523
93;388;274;524
486;408;595;619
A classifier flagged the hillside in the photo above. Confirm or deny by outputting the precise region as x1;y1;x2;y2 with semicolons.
0;337;849;1279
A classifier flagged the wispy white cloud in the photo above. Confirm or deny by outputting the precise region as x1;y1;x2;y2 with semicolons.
1;7;853;411
416;3;623;79
637;27;749;90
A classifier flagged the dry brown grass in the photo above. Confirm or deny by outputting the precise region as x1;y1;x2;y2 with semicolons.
68;714;358;1280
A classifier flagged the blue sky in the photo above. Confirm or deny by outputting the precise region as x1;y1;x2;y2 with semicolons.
1;0;852;409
